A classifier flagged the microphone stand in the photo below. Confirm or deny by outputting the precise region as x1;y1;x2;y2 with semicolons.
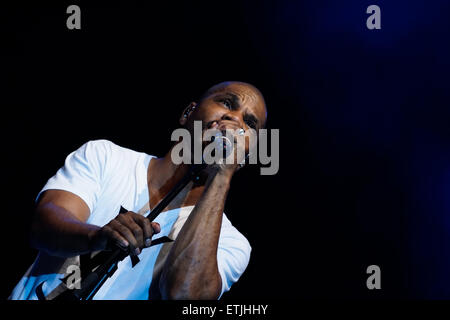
50;163;206;301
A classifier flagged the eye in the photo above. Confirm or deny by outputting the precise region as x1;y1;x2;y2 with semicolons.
245;119;257;129
221;99;232;109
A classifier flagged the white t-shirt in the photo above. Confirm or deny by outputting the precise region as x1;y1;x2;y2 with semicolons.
9;140;251;300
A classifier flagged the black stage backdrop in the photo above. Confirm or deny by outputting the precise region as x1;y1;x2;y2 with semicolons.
2;1;450;300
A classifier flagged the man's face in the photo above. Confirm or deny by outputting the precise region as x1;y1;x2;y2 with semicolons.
185;82;266;132
183;82;267;159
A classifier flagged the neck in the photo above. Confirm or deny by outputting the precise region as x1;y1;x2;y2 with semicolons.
147;146;212;210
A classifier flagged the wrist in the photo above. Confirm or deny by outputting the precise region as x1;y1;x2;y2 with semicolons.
87;225;103;252
210;166;234;181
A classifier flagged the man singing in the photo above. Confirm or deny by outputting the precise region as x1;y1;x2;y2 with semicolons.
10;81;267;300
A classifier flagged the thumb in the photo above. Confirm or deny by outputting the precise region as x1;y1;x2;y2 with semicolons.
151;222;161;234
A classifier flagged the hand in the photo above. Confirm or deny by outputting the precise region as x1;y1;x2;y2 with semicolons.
90;211;161;255
205;124;250;177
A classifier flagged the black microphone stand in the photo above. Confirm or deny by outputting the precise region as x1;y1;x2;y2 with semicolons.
50;163;206;301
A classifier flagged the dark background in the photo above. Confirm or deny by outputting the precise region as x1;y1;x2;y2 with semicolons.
2;0;450;300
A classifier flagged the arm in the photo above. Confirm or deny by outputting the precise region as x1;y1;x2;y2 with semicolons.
31;189;159;257
159;169;233;300
31;141;159;258
31;190;99;257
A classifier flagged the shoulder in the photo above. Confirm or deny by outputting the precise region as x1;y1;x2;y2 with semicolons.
78;139;148;162
70;139;116;162
68;139;151;179
79;139;119;155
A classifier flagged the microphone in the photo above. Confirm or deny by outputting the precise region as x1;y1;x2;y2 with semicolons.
210;129;247;166
212;132;234;161
215;132;233;150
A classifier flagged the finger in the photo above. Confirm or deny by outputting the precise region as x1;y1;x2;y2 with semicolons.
151;222;161;234
103;225;129;250
110;220;141;255
117;214;145;249
131;215;153;246
142;222;162;247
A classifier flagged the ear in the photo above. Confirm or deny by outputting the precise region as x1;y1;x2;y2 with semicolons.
179;102;197;126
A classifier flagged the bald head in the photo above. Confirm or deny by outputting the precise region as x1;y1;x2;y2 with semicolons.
201;81;264;102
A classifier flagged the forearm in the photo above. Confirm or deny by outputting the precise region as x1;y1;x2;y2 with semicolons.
160;170;233;300
31;202;99;257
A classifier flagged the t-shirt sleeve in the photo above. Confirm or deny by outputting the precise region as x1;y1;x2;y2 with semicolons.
217;216;252;298
36;140;112;213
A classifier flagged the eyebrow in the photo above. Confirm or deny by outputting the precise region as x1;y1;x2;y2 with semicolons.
217;92;240;109
215;92;261;127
